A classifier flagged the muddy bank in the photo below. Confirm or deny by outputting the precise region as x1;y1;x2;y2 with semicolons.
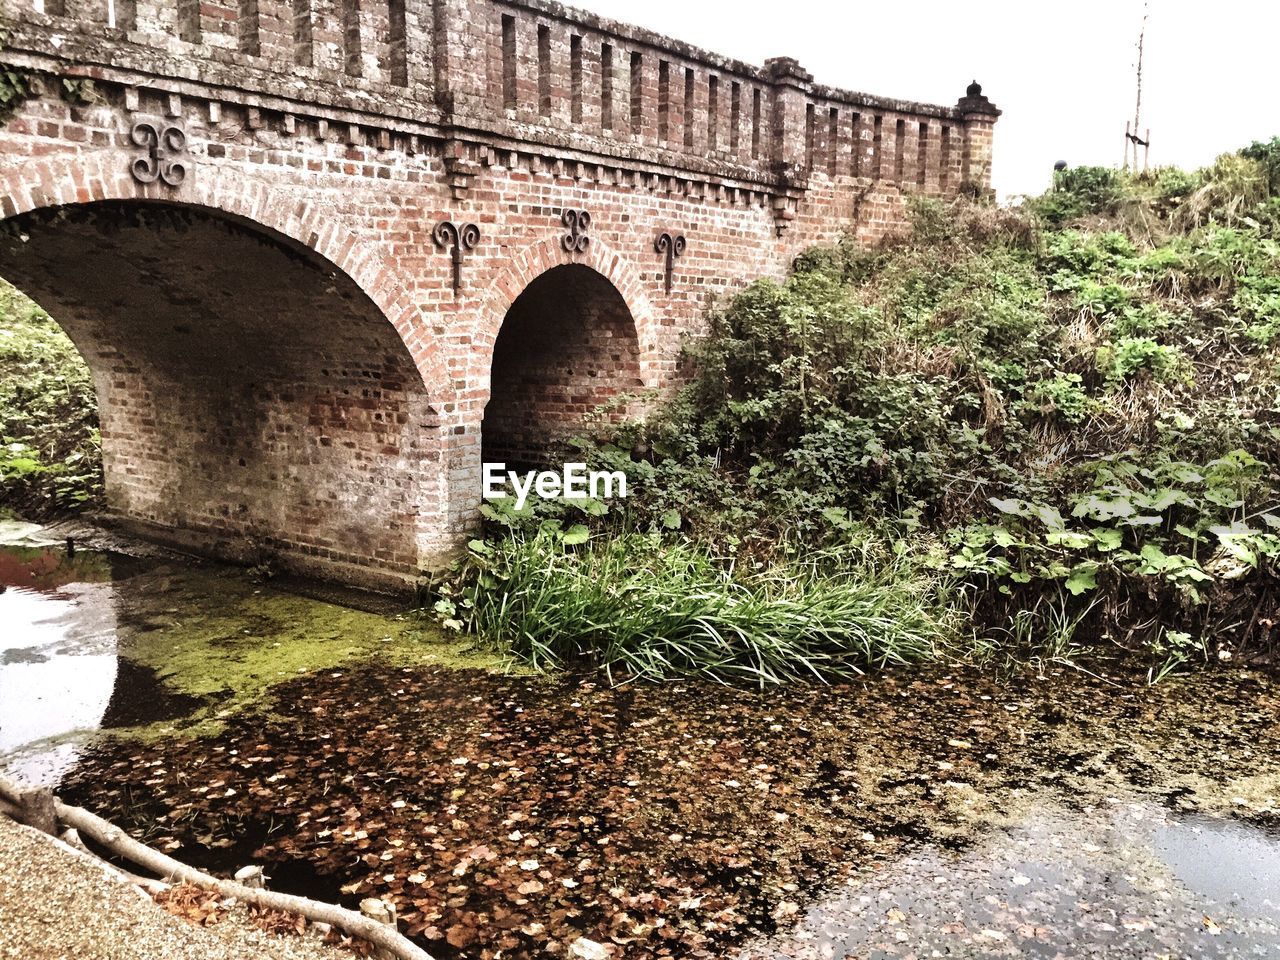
5;528;1278;958
57;662;1280;959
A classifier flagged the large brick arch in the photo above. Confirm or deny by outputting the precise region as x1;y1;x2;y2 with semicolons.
0;154;445;395
475;234;662;405
0;183;451;590
2;0;1000;587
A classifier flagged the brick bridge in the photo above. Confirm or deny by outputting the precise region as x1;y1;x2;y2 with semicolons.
0;0;999;590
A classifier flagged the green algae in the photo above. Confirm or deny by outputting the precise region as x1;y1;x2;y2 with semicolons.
100;562;511;740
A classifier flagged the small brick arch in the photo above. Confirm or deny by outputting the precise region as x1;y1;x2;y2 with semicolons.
475;235;661;409
0;154;444;400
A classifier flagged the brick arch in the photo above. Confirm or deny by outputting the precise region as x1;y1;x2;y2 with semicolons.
475;235;661;405
0;153;444;399
0;159;455;589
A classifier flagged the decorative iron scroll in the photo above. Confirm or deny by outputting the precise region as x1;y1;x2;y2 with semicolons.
655;232;687;294
561;209;591;253
129;121;188;187
433;220;480;293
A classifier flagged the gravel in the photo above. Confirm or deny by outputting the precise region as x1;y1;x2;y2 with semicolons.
0;815;349;960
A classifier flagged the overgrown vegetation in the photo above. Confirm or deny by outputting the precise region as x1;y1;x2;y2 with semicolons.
3;134;1277;684
442;138;1280;683
0;279;102;517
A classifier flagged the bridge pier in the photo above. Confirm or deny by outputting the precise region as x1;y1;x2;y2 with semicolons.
0;201;446;592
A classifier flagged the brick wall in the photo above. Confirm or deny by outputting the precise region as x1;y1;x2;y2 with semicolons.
0;1;1000;589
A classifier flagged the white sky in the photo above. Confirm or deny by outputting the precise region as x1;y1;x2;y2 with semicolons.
573;0;1280;199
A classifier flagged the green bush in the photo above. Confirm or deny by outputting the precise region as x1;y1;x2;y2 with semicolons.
950;450;1279;674
1028;373;1091;424
1096;337;1186;385
1241;136;1280;196
0;279;101;516
1035;166;1125;224
436;144;1280;677
1174;154;1270;231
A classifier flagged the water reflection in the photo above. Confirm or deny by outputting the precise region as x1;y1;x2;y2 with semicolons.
739;801;1280;959
0;540;125;783
0;527;447;788
1155;815;1280;915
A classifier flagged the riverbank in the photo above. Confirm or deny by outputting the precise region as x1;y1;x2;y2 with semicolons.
3;526;1279;958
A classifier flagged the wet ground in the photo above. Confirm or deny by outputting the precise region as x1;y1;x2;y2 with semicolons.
2;529;1279;959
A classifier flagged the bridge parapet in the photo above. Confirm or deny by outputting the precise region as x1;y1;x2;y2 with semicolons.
2;0;998;227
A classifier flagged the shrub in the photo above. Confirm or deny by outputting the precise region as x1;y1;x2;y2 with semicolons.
1035;166;1124;224
950;450;1280;669
439;147;1280;677
1096;337;1186;385
1028;373;1091;424
1174;154;1269;230
1241;136;1280;196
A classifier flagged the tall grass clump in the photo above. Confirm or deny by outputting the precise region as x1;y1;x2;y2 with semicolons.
441;528;953;685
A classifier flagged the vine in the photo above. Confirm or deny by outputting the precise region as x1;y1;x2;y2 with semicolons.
1;31;99;126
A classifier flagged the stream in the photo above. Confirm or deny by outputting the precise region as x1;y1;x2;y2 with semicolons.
1;526;1278;958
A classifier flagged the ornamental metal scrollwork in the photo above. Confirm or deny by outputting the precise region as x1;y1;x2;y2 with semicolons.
655;232;687;294
561;209;591;254
129;121;188;187
433;220;480;294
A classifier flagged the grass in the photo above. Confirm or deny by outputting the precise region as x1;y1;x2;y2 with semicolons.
0;278;101;517
450;528;954;685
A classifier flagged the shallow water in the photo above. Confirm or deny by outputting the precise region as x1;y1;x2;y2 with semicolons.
0;541;140;781
3;532;1280;959
0;530;488;783
740;802;1280;958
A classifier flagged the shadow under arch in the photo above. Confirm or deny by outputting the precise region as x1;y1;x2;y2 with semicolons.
0;200;441;589
483;262;644;469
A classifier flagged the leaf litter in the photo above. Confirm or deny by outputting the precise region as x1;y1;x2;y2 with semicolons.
58;661;1280;958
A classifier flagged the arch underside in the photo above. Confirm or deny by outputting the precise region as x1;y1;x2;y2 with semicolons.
0;201;438;586
483;263;643;469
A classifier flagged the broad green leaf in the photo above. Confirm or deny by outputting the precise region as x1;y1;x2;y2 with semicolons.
560;524;591;545
988;497;1025;516
1092;528;1123;551
1064;562;1099;595
992;527;1019;548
